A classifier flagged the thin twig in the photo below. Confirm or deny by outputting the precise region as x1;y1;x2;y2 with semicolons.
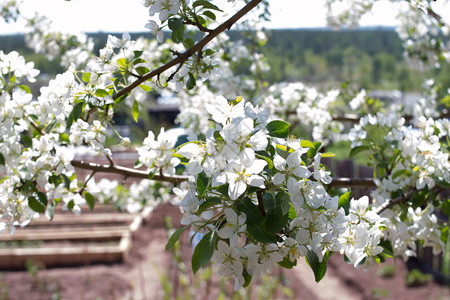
113;0;263;100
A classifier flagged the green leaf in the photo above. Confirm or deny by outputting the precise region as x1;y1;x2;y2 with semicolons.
349;145;370;158
307;142;322;159
321;152;336;158
441;199;450;217
168;17;183;31
236;197;263;224
186;72;196;90
95;89;109;98
21;134;33;148
116;58;128;68
81;72;91;83
28;194;47;214
306;249;327;282
0;176;10;184
133;50;143;58
182;38;195;49
132;58;147;66
19;84;31;94
165;227;187;250
266;120;290;138
300;140;314;148
278;257;297;269
215;184;229;197
61;174;71;189
21;180;34;192
202;10;216;20
197;197;222;214
247;220;277;243
139;84;152;92
193;0;223;11
192;231;216;274
242;268;252;288
255;152;273;169
84;192;95;211
72;101;85;121
136;66;150;76
203;49;215;56
338;191;352;214
196;171;210;199
264;192;288;234
392;169;411;181
132;99;139;122
0;153;5;165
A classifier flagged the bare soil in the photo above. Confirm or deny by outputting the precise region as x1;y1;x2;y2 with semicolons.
0;203;448;300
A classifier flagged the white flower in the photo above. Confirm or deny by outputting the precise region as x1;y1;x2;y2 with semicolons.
313;153;332;184
216;157;267;201
272;148;311;185
217;208;246;246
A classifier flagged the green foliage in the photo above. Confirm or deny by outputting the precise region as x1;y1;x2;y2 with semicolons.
191;231;216;274
266;120;290;138
305;249;328;283
376;264;396;278
404;269;433;287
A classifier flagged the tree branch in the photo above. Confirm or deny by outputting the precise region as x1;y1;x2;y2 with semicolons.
329;178;375;188
113;0;263;100
70;160;188;185
375;189;415;215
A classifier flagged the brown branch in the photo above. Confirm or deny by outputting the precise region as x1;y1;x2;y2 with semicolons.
375;189;415;215
256;191;266;217
329;178;376;188
113;0;263;100
183;18;213;33
70;159;188;185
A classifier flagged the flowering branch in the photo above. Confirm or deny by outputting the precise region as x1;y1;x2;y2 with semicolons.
113;0;263;100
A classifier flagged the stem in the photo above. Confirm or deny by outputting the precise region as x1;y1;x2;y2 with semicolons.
257;191;266;217
113;0;263;100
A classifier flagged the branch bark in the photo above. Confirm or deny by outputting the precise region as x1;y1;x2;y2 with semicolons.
71;160;188;185
113;0;263;100
375;189;415;215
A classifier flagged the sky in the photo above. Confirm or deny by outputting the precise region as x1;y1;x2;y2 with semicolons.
0;0;449;34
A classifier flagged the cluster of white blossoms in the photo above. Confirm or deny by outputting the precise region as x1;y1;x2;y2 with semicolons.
396;4;450;67
24;14;94;68
349;112;449;258
69;119;111;157
137;127;181;175
169;97;389;289
86;177;171;213
260;82;343;143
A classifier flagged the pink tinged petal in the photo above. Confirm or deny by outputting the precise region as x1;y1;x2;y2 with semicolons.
229;180;247;200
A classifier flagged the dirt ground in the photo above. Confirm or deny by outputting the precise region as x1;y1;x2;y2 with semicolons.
0;203;449;300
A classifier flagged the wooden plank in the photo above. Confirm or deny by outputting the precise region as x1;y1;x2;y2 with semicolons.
0;229;127;242
31;213;136;226
0;240;126;269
